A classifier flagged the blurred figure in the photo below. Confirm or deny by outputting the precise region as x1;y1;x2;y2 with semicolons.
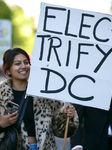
70;102;112;150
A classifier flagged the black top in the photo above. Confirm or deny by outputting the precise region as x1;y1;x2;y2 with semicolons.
0;90;35;136
13;89;35;136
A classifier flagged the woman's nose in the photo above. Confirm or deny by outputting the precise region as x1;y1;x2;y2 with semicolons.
21;62;26;67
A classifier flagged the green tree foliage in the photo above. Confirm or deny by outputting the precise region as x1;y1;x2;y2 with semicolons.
0;0;12;19
0;0;37;54
11;5;36;54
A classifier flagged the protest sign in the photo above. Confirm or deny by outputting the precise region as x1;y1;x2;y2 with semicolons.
0;19;12;64
27;3;112;110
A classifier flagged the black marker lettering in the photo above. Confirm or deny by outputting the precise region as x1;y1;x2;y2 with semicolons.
65;9;77;37
37;35;51;60
76;43;94;69
68;75;95;101
40;68;66;93
44;6;66;34
48;37;62;66
79;13;95;39
66;40;71;66
93;17;111;42
94;45;112;72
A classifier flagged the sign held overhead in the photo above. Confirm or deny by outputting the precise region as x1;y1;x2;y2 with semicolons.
27;3;112;110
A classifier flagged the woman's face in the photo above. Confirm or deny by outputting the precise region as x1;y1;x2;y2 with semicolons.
8;53;30;82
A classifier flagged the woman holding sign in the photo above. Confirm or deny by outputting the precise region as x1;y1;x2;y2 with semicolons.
0;47;79;150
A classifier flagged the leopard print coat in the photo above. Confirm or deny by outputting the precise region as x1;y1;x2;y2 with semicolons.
0;80;79;150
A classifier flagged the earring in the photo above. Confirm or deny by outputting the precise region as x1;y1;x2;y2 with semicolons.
7;73;11;77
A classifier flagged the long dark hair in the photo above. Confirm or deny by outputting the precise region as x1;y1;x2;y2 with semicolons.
2;47;30;78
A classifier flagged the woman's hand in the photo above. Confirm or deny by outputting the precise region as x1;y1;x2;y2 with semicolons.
0;110;18;128
64;104;75;119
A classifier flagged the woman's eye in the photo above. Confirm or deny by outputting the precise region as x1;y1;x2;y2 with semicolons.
15;63;20;65
24;61;29;65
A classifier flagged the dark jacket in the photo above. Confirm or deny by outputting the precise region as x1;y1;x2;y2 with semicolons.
70;103;112;150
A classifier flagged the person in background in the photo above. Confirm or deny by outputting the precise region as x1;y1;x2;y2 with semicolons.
70;103;112;150
108;125;112;150
0;47;79;150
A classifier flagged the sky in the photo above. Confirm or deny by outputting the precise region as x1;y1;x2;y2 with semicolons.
4;0;112;26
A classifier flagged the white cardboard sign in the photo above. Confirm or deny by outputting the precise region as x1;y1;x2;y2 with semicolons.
27;3;112;110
